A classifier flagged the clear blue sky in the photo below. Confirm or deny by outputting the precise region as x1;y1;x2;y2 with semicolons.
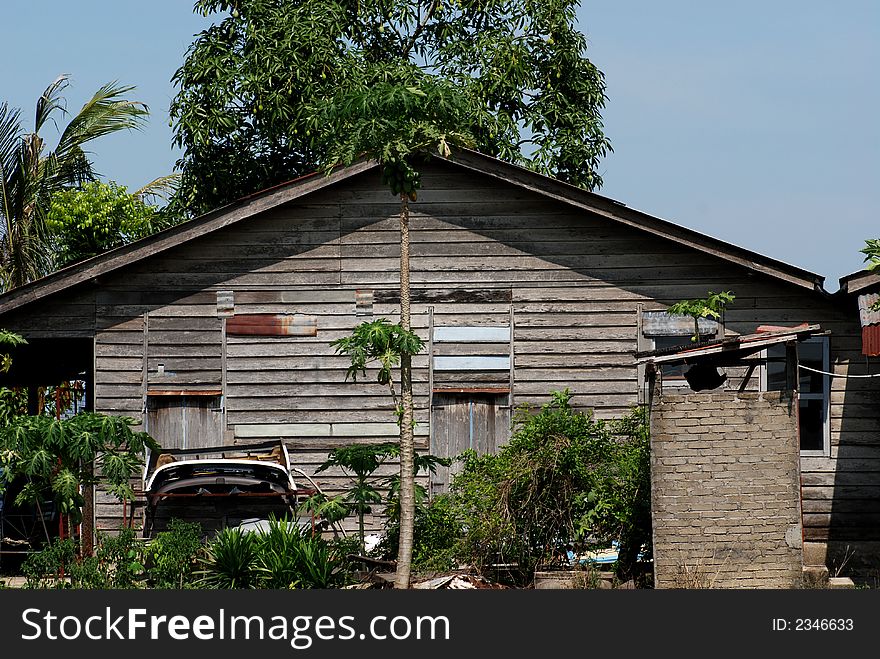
1;1;876;289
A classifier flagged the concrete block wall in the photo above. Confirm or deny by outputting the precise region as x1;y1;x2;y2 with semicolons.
650;391;803;588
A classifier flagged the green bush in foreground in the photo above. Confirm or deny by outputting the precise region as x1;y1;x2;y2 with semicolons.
449;390;651;586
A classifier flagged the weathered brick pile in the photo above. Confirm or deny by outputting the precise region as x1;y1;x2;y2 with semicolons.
650;391;803;588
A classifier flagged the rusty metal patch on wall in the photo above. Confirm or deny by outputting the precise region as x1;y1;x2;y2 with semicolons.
227;314;317;337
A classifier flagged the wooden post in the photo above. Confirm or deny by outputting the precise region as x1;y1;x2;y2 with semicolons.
509;304;515;415
81;337;96;556
785;341;799;395
221;316;228;441
141;313;149;413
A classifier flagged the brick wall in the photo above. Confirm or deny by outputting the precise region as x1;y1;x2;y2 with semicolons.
650;391;803;588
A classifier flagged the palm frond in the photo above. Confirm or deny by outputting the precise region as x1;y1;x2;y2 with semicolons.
133;173;181;203
0;79;148;291
34;75;70;135
53;81;148;183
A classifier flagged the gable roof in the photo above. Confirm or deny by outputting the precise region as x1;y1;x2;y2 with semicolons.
0;149;826;316
838;268;880;295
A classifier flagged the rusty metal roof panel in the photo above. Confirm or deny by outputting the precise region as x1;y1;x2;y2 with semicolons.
862;325;880;357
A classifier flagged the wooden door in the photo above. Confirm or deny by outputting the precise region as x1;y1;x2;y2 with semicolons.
430;392;510;495
145;395;223;450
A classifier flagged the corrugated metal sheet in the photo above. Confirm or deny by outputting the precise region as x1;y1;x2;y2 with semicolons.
863;326;880;357
858;293;880;327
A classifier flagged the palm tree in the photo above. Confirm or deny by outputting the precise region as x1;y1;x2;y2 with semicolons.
0;76;148;291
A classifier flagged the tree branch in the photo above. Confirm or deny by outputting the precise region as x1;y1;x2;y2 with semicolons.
402;0;440;58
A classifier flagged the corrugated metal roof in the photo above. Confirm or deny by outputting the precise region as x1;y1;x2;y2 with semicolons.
635;324;822;365
858;293;880;327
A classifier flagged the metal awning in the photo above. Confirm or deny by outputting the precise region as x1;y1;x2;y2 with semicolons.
635;324;823;366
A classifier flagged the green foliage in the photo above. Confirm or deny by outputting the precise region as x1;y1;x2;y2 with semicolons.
0;413;158;523
383;451;450;522
170;0;610;215
305;442;450;556
667;290;735;342
253;518;347;589
0;330;27;426
22;528;146;589
199;518;347;589
198;527;260;589
0;329;25;375
46;181;172;269
311;443;400;553
449;391;652;585
21;537;77;589
145;519;204;589
79;528;146;589
377;494;463;572
0;76;148;290
253;517;307;589
321;63;481;200
861;239;880;271
331;319;424;387
861;240;880;311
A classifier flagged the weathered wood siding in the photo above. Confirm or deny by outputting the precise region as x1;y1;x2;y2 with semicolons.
88;163;880;548
0;159;873;565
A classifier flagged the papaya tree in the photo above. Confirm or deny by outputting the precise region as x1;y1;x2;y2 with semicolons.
323;66;479;588
668;291;735;342
0;413;158;543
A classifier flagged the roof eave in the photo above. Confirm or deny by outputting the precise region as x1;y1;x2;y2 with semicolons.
450;149;826;293
0;159;379;316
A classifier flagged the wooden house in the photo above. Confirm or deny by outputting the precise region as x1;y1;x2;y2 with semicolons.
0;150;876;578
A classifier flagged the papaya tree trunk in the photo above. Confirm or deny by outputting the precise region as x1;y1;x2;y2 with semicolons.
395;193;415;589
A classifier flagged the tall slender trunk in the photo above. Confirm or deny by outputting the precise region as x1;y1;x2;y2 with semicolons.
395;194;415;589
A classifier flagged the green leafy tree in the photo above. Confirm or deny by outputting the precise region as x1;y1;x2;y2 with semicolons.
667;290;735;342
170;0;611;215
47;181;172;268
0;413;159;540
0;76;148;290
331;315;427;588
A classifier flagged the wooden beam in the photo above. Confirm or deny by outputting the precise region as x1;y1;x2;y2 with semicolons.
432;387;511;394
433;356;510;371
433;326;510;343
147;389;223;397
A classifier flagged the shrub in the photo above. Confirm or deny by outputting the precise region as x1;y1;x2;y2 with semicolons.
22;528;146;589
377;494;462;572
22;538;77;589
145;519;204;589
198;527;260;589
199;518;348;589
449;390;651;585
